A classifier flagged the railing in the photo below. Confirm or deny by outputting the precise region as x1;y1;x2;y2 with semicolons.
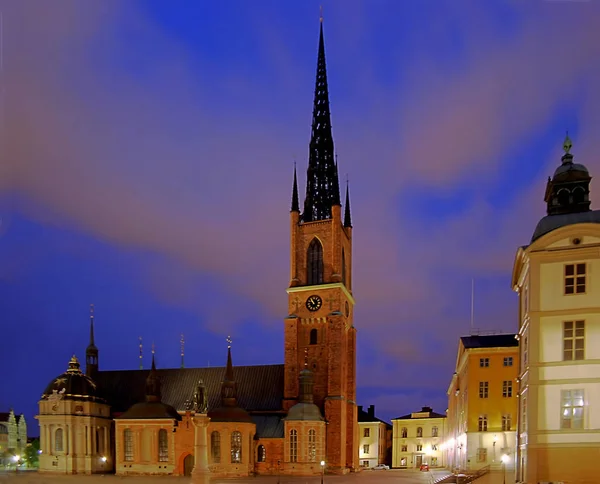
457;465;491;483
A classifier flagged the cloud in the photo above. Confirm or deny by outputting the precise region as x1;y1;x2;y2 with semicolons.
2;0;600;414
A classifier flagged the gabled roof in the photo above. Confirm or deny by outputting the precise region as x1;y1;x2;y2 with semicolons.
252;414;284;438
460;334;518;349
357;407;391;427
95;364;284;414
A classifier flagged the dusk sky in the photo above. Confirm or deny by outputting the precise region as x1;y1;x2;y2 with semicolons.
2;0;600;433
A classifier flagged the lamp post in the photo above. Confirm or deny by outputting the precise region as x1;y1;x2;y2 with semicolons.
13;455;20;473
320;460;326;484
501;454;509;484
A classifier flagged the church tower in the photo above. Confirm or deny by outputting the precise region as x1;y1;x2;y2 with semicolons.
284;15;358;473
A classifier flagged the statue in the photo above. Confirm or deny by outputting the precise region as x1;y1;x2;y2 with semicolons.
193;379;208;413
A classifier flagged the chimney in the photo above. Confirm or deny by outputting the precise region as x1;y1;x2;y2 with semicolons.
368;405;375;418
422;406;433;413
358;405;363;414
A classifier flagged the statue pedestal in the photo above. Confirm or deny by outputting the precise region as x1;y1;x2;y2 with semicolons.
191;414;211;484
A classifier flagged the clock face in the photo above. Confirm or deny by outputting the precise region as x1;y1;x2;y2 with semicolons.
306;295;322;312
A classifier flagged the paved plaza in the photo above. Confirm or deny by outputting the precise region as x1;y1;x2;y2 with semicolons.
0;469;450;484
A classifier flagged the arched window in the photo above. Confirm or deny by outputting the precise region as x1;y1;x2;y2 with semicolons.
308;429;316;462
310;328;318;345
290;429;298;463
55;428;63;452
158;429;168;462
342;249;346;286
401;427;407;438
124;429;133;461
432;426;438;437
417;427;423;438
257;445;266;462
307;239;324;285
573;186;586;204
557;188;570;206
211;431;221;463
231;431;242;463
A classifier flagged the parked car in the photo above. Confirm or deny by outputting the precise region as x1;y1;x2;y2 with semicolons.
373;464;390;470
419;464;429;472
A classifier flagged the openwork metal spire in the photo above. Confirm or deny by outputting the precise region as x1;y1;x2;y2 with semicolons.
303;17;341;222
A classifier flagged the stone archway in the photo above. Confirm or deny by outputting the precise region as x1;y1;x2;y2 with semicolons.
183;454;194;476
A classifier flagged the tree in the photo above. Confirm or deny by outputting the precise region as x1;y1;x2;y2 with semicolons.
24;439;40;468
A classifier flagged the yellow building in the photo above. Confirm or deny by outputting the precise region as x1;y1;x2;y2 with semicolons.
357;405;392;468
392;406;447;469
446;335;518;473
511;136;600;484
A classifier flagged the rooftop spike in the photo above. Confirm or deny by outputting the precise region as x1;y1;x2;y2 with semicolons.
303;14;341;222
86;303;98;378
291;162;300;212
180;333;185;369
344;178;352;228
89;304;95;346
139;337;143;370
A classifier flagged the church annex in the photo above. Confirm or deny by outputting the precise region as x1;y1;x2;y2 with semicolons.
37;17;358;477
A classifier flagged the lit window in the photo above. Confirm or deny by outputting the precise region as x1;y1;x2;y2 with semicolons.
479;358;490;368
401;445;407;452
563;321;585;361
124;429;133;462
231;431;242;463
502;415;511;431
561;390;584;429
308;429;316;462
364;428;370;437
401;427;407;438
416;427;423;438
479;381;489;399
363;444;369;453
416;444;423;451
503;381;513;398
478;415;488;432
158;429;168;462
289;429;297;463
565;263;586;294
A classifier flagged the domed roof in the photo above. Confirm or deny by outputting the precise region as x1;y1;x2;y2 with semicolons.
552;158;589;181
286;402;323;421
41;355;105;403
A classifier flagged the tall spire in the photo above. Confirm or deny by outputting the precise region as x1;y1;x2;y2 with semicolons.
86;304;98;378
344;178;352;228
145;351;161;402
291;162;300;212
221;336;237;407
303;14;341;222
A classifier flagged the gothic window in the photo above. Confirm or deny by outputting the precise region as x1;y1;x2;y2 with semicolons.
416;427;423;438
290;429;298;463
310;328;318;345
158;429;168;462
342;249;347;285
124;429;133;461
257;445;266;462
401;427;407;438
231;431;242;463
55;428;63;452
307;239;324;285
308;429;316;462
211;431;221;463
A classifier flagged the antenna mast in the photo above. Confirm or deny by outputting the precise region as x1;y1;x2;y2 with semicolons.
180;333;185;369
138;337;143;370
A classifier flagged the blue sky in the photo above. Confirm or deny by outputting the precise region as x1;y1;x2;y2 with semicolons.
1;0;600;433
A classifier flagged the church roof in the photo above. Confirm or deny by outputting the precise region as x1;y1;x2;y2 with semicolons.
252;414;284;438
95;364;284;415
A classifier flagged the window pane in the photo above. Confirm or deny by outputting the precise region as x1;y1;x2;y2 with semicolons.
564;349;573;360
565;265;574;276
565;285;574;294
564;340;573;350
576;263;586;274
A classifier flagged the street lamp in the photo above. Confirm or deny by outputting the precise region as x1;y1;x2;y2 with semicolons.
501;454;509;484
320;460;326;484
493;434;498;462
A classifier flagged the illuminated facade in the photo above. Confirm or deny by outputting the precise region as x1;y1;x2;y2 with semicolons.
357;405;391;468
512;136;600;484
445;335;518;473
392;406;447;469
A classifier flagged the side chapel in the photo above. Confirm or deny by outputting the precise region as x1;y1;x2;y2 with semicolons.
36;16;358;477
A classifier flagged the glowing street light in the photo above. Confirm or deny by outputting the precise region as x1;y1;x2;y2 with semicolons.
320;460;326;484
101;456;107;462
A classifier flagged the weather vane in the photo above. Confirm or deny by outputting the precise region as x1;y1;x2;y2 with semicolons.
563;131;573;154
227;335;232;348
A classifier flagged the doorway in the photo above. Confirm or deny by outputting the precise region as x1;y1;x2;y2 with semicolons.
183;454;194;476
415;455;423;468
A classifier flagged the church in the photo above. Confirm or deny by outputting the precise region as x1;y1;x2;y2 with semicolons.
36;17;359;477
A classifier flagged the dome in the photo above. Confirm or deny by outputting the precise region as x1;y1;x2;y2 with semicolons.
286;402;323;421
552;159;589;181
42;355;105;403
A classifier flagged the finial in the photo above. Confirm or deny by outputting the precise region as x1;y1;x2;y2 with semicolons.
563;131;573;154
90;303;94;318
320;5;323;23
227;335;232;349
304;347;309;368
139;337;143;370
152;342;155;355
